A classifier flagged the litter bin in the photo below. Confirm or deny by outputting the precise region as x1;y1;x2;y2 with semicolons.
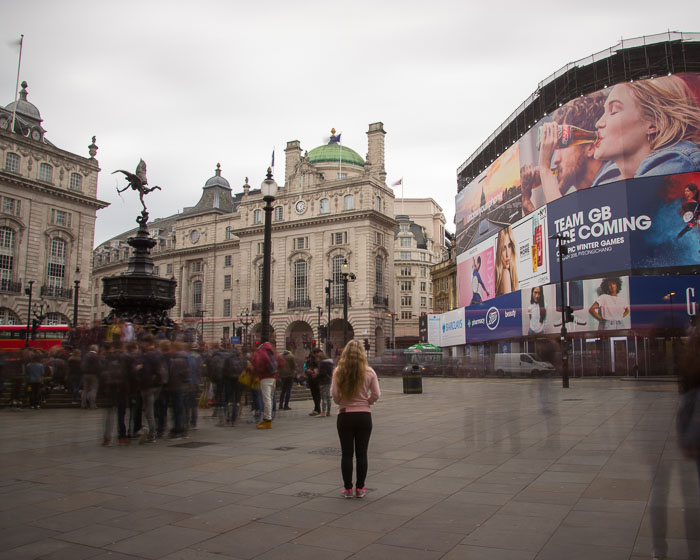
402;364;423;394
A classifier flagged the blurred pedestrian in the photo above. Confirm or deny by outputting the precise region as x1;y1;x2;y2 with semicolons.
278;350;296;410
305;348;322;416
252;342;283;429
25;351;44;409
317;351;334;417
81;344;101;409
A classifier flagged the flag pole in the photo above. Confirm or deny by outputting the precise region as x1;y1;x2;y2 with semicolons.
11;34;24;133
402;178;405;215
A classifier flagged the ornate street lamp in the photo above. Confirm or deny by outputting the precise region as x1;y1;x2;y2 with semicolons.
341;259;356;349
260;168;278;343
73;267;82;328
325;278;333;355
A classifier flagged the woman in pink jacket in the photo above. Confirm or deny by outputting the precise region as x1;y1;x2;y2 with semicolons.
331;340;381;498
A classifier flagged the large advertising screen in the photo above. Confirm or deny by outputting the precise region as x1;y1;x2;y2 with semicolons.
455;73;700;257
520;276;631;336
547;171;700;282
465;291;522;343
457;206;549;307
629;275;699;331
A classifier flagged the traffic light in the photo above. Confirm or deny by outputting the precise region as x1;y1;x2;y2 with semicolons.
311;339;316;347
236;327;243;338
364;338;370;351
319;325;327;339
565;306;575;323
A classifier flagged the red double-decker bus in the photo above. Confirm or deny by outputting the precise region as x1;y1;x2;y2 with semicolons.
0;325;70;353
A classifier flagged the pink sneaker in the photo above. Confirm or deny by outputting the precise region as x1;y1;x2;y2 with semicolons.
355;487;367;498
341;488;354;499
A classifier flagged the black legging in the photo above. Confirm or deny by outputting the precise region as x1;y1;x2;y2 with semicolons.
337;412;372;489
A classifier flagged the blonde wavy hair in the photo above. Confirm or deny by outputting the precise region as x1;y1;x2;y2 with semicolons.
334;340;368;400
626;75;700;150
495;226;519;296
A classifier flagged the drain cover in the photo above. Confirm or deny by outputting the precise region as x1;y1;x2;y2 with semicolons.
309;447;342;456
170;441;217;448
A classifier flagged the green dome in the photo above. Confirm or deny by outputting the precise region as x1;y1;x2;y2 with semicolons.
308;142;364;167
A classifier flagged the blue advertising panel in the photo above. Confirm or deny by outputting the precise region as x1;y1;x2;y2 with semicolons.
629;275;699;330
547;182;632;282
628;172;700;273
465;291;522;343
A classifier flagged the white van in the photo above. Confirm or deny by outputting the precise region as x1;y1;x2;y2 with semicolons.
494;353;556;377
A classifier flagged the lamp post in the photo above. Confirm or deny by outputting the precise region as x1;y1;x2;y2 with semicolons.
325;278;333;355
241;307;254;347
341;259;356;349
550;233;571;388
316;305;322;348
73;267;82;328
664;291;676;333
199;309;206;344
24;280;34;347
260;168;277;344
387;312;396;350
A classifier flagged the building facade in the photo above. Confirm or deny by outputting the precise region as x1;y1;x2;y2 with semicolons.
392;199;447;346
432;32;700;376
0;82;106;327
431;230;456;315
92;124;398;358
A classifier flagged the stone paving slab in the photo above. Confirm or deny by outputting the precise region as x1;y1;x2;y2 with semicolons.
1;377;698;559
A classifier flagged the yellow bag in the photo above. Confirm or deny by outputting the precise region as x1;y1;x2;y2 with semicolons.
239;369;252;388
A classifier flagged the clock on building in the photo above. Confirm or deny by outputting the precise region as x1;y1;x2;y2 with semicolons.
189;229;200;243
295;200;307;214
31;129;42;141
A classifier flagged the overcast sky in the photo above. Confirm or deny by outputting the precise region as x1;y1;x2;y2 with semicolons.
2;1;698;247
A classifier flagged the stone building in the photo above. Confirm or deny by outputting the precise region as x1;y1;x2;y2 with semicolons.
392;199;448;346
0;82;106;327
431;230;457;314
92;124;398;358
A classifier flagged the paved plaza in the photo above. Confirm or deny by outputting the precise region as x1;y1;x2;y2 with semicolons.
1;377;698;560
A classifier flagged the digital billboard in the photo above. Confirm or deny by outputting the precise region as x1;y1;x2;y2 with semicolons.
465;291;522;343
520;276;631;335
628;275;699;331
457;206;549;307
455;73;700;258
547;171;700;282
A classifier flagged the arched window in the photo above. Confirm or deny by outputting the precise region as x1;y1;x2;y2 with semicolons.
253;209;262;224
225;226;233;240
46;312;68;325
343;194;354;210
39;163;53;183
375;256;384;297
332;255;345;300
274;206;283;221
0;227;15;290
293;259;307;303
48;238;66;294
192;280;202;313
0;307;19;325
320;198;329;214
4;152;19;173
375;196;381;212
69;173;82;191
